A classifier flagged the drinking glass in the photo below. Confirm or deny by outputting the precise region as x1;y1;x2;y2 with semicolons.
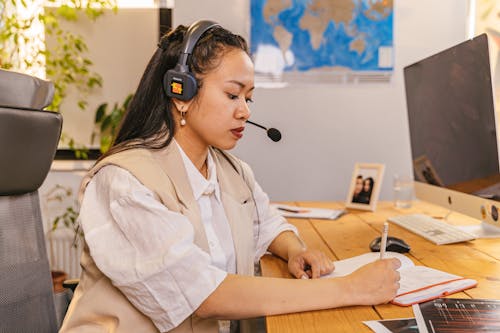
393;174;414;208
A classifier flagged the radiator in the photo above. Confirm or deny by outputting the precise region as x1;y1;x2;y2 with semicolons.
46;228;82;279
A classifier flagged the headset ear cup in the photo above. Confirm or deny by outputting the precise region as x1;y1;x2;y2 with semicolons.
182;73;198;100
164;69;198;101
163;20;219;101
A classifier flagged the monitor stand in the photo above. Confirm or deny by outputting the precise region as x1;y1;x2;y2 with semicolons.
443;209;500;238
457;222;500;238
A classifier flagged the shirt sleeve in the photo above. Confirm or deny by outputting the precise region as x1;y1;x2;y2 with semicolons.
251;179;299;263
79;165;227;332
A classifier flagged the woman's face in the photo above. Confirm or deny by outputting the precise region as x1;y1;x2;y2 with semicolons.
354;178;363;195
363;179;371;192
176;48;254;151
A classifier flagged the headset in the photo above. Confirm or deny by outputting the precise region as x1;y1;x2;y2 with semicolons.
163;20;220;101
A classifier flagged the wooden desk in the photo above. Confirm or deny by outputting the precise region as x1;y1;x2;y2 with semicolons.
261;201;500;333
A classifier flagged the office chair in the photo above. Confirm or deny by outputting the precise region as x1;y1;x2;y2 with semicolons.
0;69;63;332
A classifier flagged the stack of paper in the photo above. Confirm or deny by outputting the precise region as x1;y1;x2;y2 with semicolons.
271;203;346;220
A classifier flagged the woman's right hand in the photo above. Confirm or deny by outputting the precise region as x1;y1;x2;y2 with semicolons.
344;258;401;305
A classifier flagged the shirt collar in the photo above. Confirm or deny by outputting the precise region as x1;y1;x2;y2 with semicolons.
175;141;221;202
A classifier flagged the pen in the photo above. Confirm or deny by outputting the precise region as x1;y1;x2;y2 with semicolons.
380;222;389;260
277;207;310;213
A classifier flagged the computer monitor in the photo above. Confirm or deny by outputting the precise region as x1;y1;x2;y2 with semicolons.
404;33;500;237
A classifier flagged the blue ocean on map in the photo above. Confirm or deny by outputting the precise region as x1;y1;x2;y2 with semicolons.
250;0;393;73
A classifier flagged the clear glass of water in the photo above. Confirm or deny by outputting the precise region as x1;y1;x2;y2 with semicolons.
393;174;414;208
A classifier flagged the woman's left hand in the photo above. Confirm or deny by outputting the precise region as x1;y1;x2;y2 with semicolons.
288;248;334;279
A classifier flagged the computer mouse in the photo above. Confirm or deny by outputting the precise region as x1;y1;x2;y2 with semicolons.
369;236;411;253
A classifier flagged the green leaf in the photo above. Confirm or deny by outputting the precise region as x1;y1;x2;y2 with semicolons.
95;103;107;122
56;5;78;21
110;110;122;131
100;116;111;132
100;136;112;154
87;76;101;88
123;93;134;109
52;216;61;230
75;41;82;52
77;100;87;110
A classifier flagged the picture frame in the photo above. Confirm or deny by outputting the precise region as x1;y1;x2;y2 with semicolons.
413;155;444;187
345;163;385;211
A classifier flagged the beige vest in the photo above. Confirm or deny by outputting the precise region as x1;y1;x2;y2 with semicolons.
60;144;257;333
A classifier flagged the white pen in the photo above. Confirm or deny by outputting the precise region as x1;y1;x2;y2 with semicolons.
380;222;389;260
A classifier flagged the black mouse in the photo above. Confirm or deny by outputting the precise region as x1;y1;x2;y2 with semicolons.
369;236;410;253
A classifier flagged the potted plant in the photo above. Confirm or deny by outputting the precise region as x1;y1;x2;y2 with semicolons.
0;0;118;158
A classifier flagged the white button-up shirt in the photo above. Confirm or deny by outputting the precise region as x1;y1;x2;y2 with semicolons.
79;144;298;332
178;144;236;274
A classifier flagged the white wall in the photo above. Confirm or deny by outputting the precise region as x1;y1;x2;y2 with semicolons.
52;1;469;202
174;0;469;201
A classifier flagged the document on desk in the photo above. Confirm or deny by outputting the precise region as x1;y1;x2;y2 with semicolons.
271;203;346;220
363;318;418;333
413;298;500;333
321;252;477;306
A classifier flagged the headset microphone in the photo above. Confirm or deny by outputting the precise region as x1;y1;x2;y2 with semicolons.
246;120;282;142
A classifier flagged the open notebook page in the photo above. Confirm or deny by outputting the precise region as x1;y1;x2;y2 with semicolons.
322;252;413;278
321;252;477;306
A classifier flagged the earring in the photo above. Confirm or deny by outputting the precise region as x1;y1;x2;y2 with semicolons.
179;106;186;126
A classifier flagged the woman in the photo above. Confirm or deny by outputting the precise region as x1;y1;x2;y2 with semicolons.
359;177;375;204
60;21;400;333
351;175;364;203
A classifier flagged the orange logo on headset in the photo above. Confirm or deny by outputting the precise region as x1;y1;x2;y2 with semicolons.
171;82;183;95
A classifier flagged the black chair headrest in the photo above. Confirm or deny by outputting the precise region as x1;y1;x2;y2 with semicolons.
0;107;62;195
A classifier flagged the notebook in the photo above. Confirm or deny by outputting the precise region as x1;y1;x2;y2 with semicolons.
321;252;477;306
271;203;346;220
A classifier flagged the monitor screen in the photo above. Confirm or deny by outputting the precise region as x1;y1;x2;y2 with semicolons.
404;34;500;233
405;34;500;202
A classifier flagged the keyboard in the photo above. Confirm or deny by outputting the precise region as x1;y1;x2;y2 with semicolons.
387;214;476;245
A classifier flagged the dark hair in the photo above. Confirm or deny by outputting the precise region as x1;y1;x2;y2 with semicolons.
363;177;374;193
98;23;249;161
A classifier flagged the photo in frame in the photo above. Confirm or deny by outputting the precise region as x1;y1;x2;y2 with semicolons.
413;155;444;187
346;163;385;211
